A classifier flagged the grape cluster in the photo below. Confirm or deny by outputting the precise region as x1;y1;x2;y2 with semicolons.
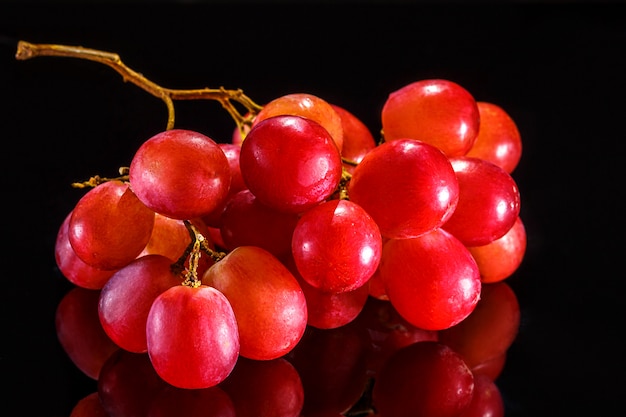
41;41;525;417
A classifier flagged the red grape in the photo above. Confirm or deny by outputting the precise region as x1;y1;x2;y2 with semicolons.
129;129;232;220
146;285;240;389
381;78;480;157
138;215;215;275
291;199;382;293
285;254;370;329
253;92;345;152
372;341;475;417
218;189;300;258
348;139;459;239
55;212;117;289
201;142;248;227
239;115;342;213
98;254;181;353
467;215;527;283
203;246;308;360
443;156;521;246
330;103;377;173
458;374;505;417
68;180;155;271
379;228;481;330
466;101;522;173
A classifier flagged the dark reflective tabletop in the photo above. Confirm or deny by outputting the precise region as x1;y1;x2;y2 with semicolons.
2;2;623;416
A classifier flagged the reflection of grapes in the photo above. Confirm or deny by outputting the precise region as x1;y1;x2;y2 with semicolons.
372;341;475;417
17;41;527;414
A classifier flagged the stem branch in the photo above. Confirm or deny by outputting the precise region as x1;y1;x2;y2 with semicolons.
15;40;263;131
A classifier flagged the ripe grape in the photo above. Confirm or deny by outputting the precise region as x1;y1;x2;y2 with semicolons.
138;214;215;275
348;138;459;239
129;129;232;220
68;180;155;271
379;228;481;330
285;254;370;329
98;254;181;353
467;215;527;283
381;78;480;157
253;92;345;152
458;374;505;417
443;156;521;246
146;285;240;389
466;101;522;174
330;103;377;173
291;199;382;293
201;142;248;227
55;287;119;380
218;189;300;258
202;246;307;360
239;115;343;213
372;341;475;417
55;212;117;289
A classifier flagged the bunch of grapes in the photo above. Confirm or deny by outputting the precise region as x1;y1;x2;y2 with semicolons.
22;41;525;416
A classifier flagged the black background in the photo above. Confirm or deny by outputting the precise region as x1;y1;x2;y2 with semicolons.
1;1;625;416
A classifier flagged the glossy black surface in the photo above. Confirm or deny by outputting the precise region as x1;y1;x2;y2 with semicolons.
1;2;624;416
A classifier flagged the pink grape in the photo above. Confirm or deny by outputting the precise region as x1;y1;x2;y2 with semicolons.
330;103;377;173
291;199;382;293
348;138;459;239
202;142;248;227
55;212;117;289
466;101;522;174
252;92;345;152
129;129;232;220
467;215;527;283
284;254;370;329
458;374;505;417
98;254;181;353
443;156;521;246
379;228;481;330
381;78;480;157
202;246;308;360
146;285;240;389
68;180;155;270
218;189;300;258
239;115;342;213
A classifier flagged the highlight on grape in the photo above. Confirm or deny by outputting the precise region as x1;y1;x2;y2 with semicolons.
17;40;525;416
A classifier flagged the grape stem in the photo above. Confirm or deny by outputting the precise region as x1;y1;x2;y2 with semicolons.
15;40;264;133
175;220;226;287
